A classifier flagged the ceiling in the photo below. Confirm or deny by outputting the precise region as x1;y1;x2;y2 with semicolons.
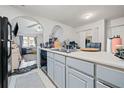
13;5;124;27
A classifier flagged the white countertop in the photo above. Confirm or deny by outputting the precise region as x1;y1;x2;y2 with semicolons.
39;47;124;71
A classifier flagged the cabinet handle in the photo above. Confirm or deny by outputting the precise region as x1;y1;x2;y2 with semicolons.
7;22;12;58
98;81;113;88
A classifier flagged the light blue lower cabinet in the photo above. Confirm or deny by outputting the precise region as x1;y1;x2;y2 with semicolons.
53;61;65;88
66;66;94;88
97;65;124;88
47;53;124;88
47;57;54;80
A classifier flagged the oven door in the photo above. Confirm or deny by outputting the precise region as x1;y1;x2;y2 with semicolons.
40;50;47;73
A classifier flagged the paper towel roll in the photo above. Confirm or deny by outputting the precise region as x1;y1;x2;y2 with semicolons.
107;38;112;53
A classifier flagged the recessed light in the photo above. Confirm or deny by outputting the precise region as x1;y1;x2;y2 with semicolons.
81;13;93;20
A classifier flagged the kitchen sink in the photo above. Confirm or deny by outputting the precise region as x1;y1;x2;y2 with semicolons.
50;48;77;53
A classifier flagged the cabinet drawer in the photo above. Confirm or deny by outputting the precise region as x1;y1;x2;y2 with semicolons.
97;65;124;87
47;52;54;58
66;57;94;76
54;54;65;64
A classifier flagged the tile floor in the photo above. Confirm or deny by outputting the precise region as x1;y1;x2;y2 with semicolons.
9;59;55;88
9;69;55;88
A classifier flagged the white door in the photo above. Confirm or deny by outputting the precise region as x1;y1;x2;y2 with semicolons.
66;67;94;88
79;32;85;48
92;27;99;42
54;61;65;88
47;58;54;80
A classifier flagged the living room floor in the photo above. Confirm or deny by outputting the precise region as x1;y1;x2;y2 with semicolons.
23;54;37;62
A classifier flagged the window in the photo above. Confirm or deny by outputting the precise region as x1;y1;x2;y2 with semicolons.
23;37;36;47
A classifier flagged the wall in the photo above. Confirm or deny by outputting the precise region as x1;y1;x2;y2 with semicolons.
0;6;27;21
74;17;124;51
0;6;78;46
75;20;106;51
11;6;78;46
0;6;29;45
107;17;124;45
33;16;77;45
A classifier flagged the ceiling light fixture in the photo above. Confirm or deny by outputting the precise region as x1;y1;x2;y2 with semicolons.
37;28;41;32
81;13;93;20
36;26;43;32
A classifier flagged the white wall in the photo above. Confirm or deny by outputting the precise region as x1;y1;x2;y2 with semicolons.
75;20;106;51
0;6;29;45
74;17;124;51
0;6;27;21
107;17;124;45
33;17;77;45
0;6;78;46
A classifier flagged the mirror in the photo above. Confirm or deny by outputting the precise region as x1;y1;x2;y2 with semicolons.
13;23;19;37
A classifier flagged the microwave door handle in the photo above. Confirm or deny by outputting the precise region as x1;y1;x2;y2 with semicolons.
7;22;12;58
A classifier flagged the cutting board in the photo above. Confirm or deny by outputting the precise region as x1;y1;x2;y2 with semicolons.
80;48;99;52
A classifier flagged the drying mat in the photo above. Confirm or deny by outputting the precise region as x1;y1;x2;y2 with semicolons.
80;48;100;52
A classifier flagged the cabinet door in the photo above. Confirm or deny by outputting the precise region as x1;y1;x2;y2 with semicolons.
54;61;65;88
66;67;94;88
47;58;54;80
97;65;124;87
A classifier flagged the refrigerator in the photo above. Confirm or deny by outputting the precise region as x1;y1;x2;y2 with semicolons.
0;16;12;88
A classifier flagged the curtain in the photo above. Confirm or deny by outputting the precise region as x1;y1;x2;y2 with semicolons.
19;36;23;55
34;37;37;47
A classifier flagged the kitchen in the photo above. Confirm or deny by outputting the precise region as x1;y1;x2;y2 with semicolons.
0;5;124;88
37;17;124;87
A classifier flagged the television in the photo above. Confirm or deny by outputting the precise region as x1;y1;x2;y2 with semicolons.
13;23;19;37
